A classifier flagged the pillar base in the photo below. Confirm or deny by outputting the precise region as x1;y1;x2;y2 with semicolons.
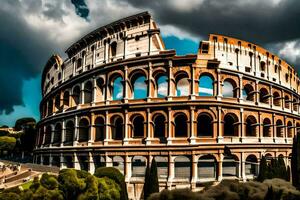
189;136;197;144
217;136;223;143
123;138;129;145
167;137;172;145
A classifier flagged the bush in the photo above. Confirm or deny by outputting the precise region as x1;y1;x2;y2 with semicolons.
144;159;159;200
40;173;58;190
98;177;121;200
58;169;86;199
78;175;99;200
29;177;40;193
0;136;16;153
0;192;20;200
94;167;128;200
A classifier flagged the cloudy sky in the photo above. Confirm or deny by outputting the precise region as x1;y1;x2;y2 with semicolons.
0;0;300;126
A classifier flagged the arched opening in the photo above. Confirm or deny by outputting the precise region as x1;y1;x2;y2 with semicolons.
285;95;290;109
293;98;298;111
287;121;293;138
273;92;281;107
224;113;239;136
53;123;62;145
156;75;168;98
223;155;239;178
55;94;60;111
94;117;105;141
245;155;258;177
297;123;300;135
72;86;81;105
176;74;189;96
93;156;106;169
263;118;271;137
174;156;191;180
199;75;214;96
44;126;52;146
65;156;74;168
276;119;284;137
132;75;147;99
96;78;105;101
65;121;74;145
111;116;124;140
78;118;89;142
52;156;60;167
63;91;70;107
243;84;254;101
112;156;124;174
84;81;93;104
112;76;123;100
47;100;53;116
43;156;50;165
153;114;166;139
78;156;89;171
198;155;217;180
174;114;188;137
76;58;82;69
132;156;147;177
223;79;237;98
259;88;269;104
245;115;257;137
132;115;144;138
110;41;117;57
260;61;266;71
154;156;168;179
197;113;213;137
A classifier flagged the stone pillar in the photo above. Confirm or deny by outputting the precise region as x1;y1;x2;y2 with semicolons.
73;60;76;77
270;85;273;108
217;154;223;181
50;126;54;147
49;154;53;166
272;113;276;142
167;107;172;145
167;155;174;189
74;115;79;146
255;80;259;105
61;119;66;147
89;152;95;174
239;74;243;103
217;69;222;100
123;36;127;59
190;64;196;99
104;111;110;145
60;153;66;169
217;106;223;143
74;153;80;170
125;155;132;183
147;62;153;101
191;154;198;190
124;65;129;103
81;82;85;105
92;77;97;105
240;108;245;142
124;110;129;144
167;60;174;100
89;113;95;145
92;46;96;68
190;106;196;144
105;155;113;167
146;108;152;145
241;152;246;181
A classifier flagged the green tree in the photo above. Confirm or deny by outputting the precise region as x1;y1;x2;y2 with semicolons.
277;157;287;180
94;167;128;200
258;156;268;182
0;136;16;155
144;159;159;200
291;133;300;188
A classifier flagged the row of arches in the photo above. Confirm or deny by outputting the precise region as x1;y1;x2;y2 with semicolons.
39;111;299;146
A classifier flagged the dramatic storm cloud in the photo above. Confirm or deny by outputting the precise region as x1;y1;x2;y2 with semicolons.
1;0;300;125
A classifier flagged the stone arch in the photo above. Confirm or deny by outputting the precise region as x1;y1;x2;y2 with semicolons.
175;71;190;97
153;113;166;139
287;121;293;138
83;80;93;104
174;113;188;137
65;120;74;145
132;156;147;177
285;95;290;109
129;70;148;99
245;115;258;137
94;116;105;141
243;84;255;101
197;113;213;137
109;73;124;100
44;125;52;145
198;154;217;180
131;114;145;138
112;156;124;174
273;91;281;106
263;118;272;137
259;87;270;104
198;73;214;96
63;90;70;108
95;77;105;101
276;119;284;137
111;115;124;140
53;123;62;145
223;155;239;178
293;98;298;111
223;113;239;136
245;154;258;177
222;78;238;98
47;99;53;115
78;118;90;142
174;156;191;180
154;73;168;98
72;85;81;105
154;156;168;179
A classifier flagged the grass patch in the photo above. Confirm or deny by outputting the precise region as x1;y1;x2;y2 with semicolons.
21;180;32;190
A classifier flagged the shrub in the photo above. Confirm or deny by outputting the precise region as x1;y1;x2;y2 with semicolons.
78;175;99;200
94;167;128;200
144;159;159;200
40;173;58;190
98;177;121;200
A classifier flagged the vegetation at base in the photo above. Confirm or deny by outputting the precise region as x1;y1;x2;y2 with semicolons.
0;136;16;155
0;168;125;200
94;167;128;200
144;159;159;200
292;133;300;189
148;179;300;200
257;156;289;182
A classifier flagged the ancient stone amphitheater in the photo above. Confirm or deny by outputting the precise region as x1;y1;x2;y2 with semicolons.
34;12;298;199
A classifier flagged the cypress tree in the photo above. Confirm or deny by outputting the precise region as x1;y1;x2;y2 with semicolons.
287;165;291;182
278;157;287;180
258;156;268;182
144;159;159;200
291;133;300;188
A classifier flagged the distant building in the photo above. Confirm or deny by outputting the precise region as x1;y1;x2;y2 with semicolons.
0;127;22;135
34;12;297;199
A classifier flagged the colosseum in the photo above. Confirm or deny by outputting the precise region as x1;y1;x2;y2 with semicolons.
34;12;299;199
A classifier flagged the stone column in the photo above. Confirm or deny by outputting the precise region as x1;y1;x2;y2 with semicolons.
167;60;174;100
255;80;259;105
49;154;53;166
272;113;276;142
167;107;172;145
89;152;95;174
60;153;66;169
217;69;222;100
239;74;243;103
74;115;79;146
105;155;113;167
270;85;273;108
191;154;198;190
92;77;97;105
104;111;110;145
146;108;152;145
50;126;54;147
167;155;174;190
217;154;223;181
125;155;132;183
241;152;246;181
61;119;66;147
190;64;196;100
190;106;196;144
240;108;245;142
124;110;129;144
217;106;223;143
89;113;95;145
74;153;80;170
92;46;96;68
124;65;129;103
123;36;127;59
81;82;85;105
147;62;153;102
